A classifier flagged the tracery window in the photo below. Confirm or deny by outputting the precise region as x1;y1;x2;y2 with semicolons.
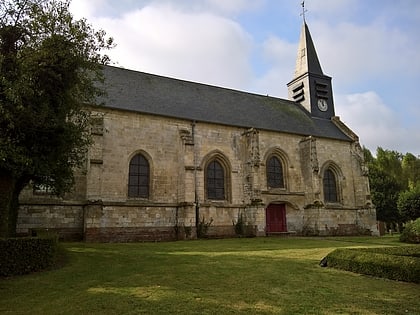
206;160;225;200
128;154;149;198
323;169;338;202
267;156;284;188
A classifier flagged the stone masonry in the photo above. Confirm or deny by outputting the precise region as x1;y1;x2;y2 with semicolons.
17;107;378;241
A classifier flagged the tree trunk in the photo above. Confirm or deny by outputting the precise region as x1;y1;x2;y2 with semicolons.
0;172;28;237
0;172;16;238
10;177;28;237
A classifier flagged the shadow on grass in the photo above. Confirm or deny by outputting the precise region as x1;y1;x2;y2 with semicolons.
1;236;419;315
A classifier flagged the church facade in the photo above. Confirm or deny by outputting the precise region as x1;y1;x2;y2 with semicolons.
17;22;378;241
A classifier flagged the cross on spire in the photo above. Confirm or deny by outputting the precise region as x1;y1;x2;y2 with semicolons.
300;1;308;22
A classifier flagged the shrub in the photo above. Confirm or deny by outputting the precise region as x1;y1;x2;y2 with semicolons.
324;246;420;283
234;213;246;236
197;217;213;238
0;236;59;277
233;213;256;238
400;218;420;243
397;187;420;221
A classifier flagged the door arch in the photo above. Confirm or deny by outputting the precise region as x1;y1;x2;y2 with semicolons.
266;204;287;233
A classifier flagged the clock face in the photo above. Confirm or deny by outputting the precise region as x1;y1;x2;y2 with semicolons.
317;98;328;112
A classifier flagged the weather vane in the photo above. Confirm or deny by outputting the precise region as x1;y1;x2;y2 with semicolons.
300;1;308;22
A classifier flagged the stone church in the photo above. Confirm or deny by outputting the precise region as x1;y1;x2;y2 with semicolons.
17;22;378;241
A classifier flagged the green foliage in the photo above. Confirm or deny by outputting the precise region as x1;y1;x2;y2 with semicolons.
363;146;375;164
325;246;420;283
0;0;113;237
0;236;58;277
234;212;245;236
367;163;401;222
375;148;404;188
400;218;420;243
196;216;213;238
398;185;420;221
402;153;420;188
363;147;420;224
233;213;256;237
174;223;192;240
183;224;192;239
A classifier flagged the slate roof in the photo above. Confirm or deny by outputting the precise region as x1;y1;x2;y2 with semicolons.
98;65;351;141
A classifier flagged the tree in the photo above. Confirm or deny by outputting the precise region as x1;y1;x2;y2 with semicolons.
368;163;401;223
402;153;420;189
364;147;420;226
375;147;406;190
0;0;113;237
364;147;402;224
399;153;420;222
398;185;420;222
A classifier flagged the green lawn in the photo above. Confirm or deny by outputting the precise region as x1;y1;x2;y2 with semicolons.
1;236;419;314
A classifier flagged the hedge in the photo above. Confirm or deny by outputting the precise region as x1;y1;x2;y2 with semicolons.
324;246;420;283
0;236;58;277
400;218;420;244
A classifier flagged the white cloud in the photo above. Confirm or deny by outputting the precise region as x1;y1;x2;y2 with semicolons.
312;20;420;87
70;0;112;19
252;35;296;97
70;0;264;20
71;1;253;90
204;0;265;14
336;92;420;156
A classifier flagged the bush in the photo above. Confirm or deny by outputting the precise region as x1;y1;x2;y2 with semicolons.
234;213;246;236
233;213;256;237
0;236;59;277
400;218;420;243
324;246;420;283
197;217;213;238
397;187;420;221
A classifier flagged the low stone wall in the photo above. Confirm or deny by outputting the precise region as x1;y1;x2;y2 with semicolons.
17;203;84;241
85;227;176;242
17;200;378;241
83;203;259;241
288;207;378;236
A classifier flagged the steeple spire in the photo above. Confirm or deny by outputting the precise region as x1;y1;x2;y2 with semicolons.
294;22;323;78
287;16;335;119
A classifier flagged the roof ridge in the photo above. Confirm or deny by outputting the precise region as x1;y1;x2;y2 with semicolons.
103;64;292;102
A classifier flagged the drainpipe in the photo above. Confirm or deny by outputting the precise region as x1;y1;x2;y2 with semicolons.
82;203;86;241
192;121;200;233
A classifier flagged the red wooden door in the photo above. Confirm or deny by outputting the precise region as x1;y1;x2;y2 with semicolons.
266;204;287;233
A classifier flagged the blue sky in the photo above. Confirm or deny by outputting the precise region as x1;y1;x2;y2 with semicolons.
70;0;420;156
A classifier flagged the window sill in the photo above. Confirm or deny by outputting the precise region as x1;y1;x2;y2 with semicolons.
265;187;287;194
201;200;230;206
126;198;150;203
324;202;343;209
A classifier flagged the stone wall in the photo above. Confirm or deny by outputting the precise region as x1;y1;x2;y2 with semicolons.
17;107;378;241
17;201;84;241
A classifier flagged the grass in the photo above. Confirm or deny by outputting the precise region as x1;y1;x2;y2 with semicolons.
0;236;419;314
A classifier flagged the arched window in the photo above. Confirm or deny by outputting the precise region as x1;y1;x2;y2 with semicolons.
323;169;337;202
128;154;149;198
206;160;225;200
267;156;284;188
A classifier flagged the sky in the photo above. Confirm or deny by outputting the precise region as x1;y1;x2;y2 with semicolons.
69;0;420;157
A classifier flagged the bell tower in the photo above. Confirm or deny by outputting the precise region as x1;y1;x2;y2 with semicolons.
287;6;335;119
